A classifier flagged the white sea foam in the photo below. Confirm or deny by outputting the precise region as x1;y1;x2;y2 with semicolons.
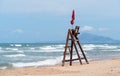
83;44;118;51
29;49;63;53
12;48;18;51
39;49;63;52
39;45;64;52
0;47;2;50
56;45;65;47
10;44;14;46
115;49;120;51
4;54;26;58
0;49;24;53
12;57;62;68
6;48;11;50
83;47;94;51
83;44;95;51
17;51;24;53
0;50;12;53
5;48;19;51
101;49;120;51
40;46;57;50
54;45;65;48
93;44;117;49
102;45;117;49
15;44;22;47
30;48;35;50
0;66;7;69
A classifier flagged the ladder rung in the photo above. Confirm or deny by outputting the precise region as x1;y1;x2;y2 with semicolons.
68;39;72;40
64;58;79;62
66;52;69;55
64;58;85;62
64;51;70;54
75;39;79;41
68;38;79;42
81;58;85;59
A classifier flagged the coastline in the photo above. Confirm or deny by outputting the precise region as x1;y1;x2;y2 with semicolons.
0;58;120;76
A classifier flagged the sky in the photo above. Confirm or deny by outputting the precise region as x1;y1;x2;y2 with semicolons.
0;0;120;43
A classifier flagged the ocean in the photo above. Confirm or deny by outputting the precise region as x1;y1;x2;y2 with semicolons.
0;43;120;69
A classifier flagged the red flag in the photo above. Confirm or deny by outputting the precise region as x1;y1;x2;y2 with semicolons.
70;10;75;25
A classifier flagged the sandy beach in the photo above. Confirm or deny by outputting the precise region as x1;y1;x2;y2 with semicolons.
0;58;120;76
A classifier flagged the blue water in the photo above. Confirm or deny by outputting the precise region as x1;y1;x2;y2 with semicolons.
0;43;120;69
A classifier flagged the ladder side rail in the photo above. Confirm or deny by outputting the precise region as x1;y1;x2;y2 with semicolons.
70;38;73;66
69;30;82;64
62;29;70;66
76;39;89;64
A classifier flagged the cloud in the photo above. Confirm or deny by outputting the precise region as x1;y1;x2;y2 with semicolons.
98;28;109;31
81;26;94;32
81;25;109;33
13;29;24;34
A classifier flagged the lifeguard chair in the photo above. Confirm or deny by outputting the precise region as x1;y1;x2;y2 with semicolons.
62;26;89;66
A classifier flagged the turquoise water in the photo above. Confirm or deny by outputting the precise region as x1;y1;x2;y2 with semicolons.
0;43;120;69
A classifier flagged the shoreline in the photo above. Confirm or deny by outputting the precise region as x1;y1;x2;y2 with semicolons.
1;57;119;70
0;58;120;76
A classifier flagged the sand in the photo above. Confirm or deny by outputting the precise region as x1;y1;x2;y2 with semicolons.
0;59;120;76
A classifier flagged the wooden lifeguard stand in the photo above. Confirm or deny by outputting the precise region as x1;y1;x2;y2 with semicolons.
62;26;89;66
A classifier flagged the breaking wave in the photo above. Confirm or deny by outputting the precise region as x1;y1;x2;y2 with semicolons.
4;54;26;58
12;57;62;68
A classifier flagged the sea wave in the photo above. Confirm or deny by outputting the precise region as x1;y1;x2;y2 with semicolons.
12;48;19;51
17;51;24;53
0;47;2;50
39;49;63;52
40;46;57;50
83;44;119;51
30;48;35;50
53;45;65;49
0;66;7;69
15;44;22;47
39;44;64;50
0;50;24;54
10;44;14;46
101;49;120;51
4;54;26;58
5;48;18;51
12;57;62;68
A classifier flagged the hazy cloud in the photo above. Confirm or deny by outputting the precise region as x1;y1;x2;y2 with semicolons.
81;26;94;32
81;25;109;33
13;29;24;34
98;28;109;31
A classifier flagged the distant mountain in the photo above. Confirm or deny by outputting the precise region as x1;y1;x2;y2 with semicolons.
79;33;120;43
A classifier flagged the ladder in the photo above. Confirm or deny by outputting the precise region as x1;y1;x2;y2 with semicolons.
62;26;89;66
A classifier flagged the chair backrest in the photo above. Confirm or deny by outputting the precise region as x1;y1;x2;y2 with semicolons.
75;26;80;34
74;26;80;38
